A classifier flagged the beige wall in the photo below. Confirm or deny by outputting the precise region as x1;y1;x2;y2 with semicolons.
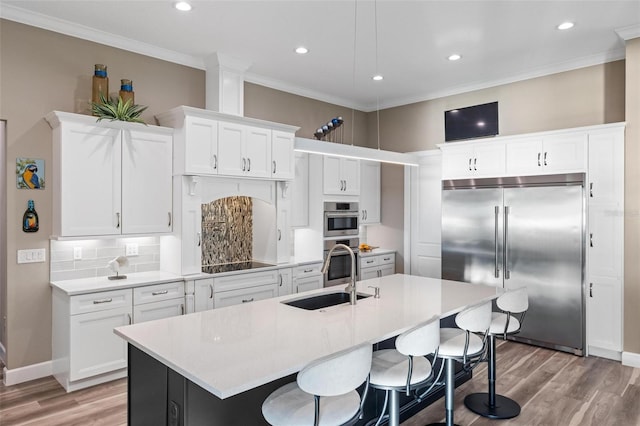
0;19;205;368
624;37;640;354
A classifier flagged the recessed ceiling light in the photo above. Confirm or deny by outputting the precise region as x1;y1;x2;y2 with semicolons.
557;22;574;30
448;54;462;61
372;75;384;81
175;1;192;11
295;47;309;54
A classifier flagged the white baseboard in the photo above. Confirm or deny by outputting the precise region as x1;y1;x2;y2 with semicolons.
588;346;622;361
3;360;53;386
622;351;640;368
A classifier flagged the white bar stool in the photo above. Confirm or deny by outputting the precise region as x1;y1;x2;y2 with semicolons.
464;288;528;419
262;342;373;426
369;317;440;426
427;301;492;426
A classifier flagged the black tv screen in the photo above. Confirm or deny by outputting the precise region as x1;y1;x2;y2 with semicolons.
444;101;499;142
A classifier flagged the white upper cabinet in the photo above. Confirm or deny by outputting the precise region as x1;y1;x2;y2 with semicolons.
156;106;298;181
360;161;381;224
291;152;310;228
441;142;506;179
46;111;173;237
271;131;295;180
323;156;360;195
505;132;587;175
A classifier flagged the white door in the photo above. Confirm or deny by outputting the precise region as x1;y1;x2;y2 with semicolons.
587;277;622;351
271;131;295;180
441;145;474;179
245;126;271;178
182;187;202;275
542;133;587;173
59;123;122;236
194;278;215;312
473;143;506;177
340;158;360;195
278;268;294;296
276;184;291;263
295;275;323;293
69;306;130;381
360;268;379;281
588;205;623;278
588;130;624;206
185;116;218;175
133;298;184;323
323;155;343;194
121;129;173;234
217;121;244;176
291;152;309;228
505;138;543;175
379;264;395;277
360;161;380;224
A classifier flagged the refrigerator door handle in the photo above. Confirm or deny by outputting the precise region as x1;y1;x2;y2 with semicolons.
494;205;500;278
504;206;510;280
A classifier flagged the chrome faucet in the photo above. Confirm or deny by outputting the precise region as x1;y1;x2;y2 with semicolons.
321;243;357;305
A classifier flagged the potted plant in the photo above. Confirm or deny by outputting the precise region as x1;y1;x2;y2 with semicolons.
90;93;148;124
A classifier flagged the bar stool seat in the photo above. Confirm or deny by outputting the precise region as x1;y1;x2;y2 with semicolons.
439;328;485;358
262;342;372;426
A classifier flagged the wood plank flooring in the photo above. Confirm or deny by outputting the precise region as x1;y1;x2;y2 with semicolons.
1;341;638;425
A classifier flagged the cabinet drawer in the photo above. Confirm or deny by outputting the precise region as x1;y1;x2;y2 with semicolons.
379;254;395;265
360;256;380;268
134;281;185;305
214;270;279;292
294;262;323;277
70;288;132;315
133;298;185;323
214;284;279;309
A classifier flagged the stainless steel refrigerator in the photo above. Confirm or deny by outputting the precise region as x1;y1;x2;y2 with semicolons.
442;173;585;355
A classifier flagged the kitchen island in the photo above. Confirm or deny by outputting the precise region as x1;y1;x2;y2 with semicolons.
115;274;501;425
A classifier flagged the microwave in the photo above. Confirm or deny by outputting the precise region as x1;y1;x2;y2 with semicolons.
324;202;359;237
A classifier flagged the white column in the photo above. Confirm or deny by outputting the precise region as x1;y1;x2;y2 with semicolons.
204;53;251;116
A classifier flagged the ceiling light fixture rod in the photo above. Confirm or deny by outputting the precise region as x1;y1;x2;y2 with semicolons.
374;0;381;152
351;0;359;147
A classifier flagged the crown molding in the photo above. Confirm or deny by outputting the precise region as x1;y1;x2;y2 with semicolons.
0;4;205;70
616;24;640;41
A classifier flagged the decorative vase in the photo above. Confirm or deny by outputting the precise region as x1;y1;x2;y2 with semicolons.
91;64;109;112
119;79;134;105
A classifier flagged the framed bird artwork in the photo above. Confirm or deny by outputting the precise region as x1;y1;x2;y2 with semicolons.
16;158;45;189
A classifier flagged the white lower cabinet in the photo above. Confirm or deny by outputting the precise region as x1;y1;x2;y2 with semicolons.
278;268;293;296
193;278;215;312
133;298;185;323
133;281;185;323
293;263;323;293
358;253;395;281
214;284;279;308
213;269;279;308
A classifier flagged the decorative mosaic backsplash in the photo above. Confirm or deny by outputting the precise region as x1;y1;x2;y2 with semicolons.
202;196;253;265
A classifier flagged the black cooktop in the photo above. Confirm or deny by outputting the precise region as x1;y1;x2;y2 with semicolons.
202;261;275;274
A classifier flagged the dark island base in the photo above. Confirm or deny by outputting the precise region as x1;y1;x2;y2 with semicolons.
128;318;472;426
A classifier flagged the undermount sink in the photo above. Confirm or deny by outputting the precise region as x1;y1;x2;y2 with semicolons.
283;292;371;310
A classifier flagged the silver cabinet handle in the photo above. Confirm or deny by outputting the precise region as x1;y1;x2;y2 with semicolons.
278;229;282;241
590;183;593;198
209;284;213;299
544;152;548;166
180;304;184;315
364;210;367;220
197;232;201;247
213;154;218;170
242;158;246;171
128;313;132;325
247;158;251;172
590;233;594;247
590;283;593;298
537;152;541;167
473;157;477;171
152;290;169;296
494;205;500;278
93;298;113;304
168;212;172;227
279;274;283;286
383;257;391;261
303;269;313;273
362;210;365;220
116;212;120;229
272;160;277;174
366;260;375;264
468;158;472;171
344;180;347;191
242;298;254;303
504;206;510;280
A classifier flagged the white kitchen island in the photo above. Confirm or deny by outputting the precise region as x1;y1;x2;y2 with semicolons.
115;274;501;425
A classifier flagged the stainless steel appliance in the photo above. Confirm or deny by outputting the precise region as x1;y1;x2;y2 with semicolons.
323;237;360;287
441;173;585;355
324;202;359;237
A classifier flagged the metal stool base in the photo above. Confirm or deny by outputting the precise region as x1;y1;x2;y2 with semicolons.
425;423;461;426
463;392;521;419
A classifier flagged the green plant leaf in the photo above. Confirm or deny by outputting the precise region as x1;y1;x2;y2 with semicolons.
90;93;147;125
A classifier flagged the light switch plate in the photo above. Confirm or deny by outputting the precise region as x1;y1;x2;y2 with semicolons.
17;248;46;264
125;243;139;256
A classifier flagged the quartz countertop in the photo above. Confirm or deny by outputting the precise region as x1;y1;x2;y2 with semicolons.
359;248;395;257
114;274;501;399
50;271;185;296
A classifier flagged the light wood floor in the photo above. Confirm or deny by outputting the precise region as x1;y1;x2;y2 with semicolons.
1;341;639;425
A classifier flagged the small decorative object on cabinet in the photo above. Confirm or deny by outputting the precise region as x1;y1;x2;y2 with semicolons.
91;64;109;107
91;93;148;124
22;199;39;233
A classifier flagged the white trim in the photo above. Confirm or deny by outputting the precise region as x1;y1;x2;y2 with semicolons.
403;166;412;274
294;137;420;166
616;24;640;41
622;351;640;368
588;346;621;361
3;360;53;386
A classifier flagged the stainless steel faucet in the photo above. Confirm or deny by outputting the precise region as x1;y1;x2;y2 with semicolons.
321;243;357;305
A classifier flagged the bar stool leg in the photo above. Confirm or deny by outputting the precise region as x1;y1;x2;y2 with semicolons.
426;358;460;426
388;390;400;426
464;335;521;419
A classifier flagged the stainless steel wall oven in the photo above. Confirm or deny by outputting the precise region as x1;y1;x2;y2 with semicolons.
323;237;360;287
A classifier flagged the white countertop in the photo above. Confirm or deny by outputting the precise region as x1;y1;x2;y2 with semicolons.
114;274;501;399
359;248;395;257
50;271;185;295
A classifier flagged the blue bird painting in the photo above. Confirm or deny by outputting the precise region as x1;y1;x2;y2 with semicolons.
22;164;40;189
16;158;45;189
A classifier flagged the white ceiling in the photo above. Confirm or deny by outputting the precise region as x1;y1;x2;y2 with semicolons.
2;1;639;111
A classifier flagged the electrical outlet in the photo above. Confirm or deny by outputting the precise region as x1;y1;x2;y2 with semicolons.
73;247;82;260
125;243;139;256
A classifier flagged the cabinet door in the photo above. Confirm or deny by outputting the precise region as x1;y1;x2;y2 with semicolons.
184;116;218;175
214;284;278;308
245;126;271;178
295;275;323;293
323;155;343;194
360;161;380;224
473;143;506;177
588;130;624;206
194;278;215;312
278;268;293;296
276;184;291;263
505;138;543;175
587;277;622;351
121;129;173;234
59;123;122;236
441;146;474;179
69;306;131;381
588;205;623;278
379;264;395;277
133;298;184;323
359;268;379;281
291;152;309;228
217;121;245;176
542;132;587;172
340;158;360;195
181;181;203;275
271;131;295;180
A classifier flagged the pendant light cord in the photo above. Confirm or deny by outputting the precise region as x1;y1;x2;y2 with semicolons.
351;0;358;146
375;0;380;151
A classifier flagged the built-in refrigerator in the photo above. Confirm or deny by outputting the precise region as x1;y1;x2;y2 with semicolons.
441;173;585;355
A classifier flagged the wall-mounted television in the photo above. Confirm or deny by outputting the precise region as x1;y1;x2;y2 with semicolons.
444;101;499;142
